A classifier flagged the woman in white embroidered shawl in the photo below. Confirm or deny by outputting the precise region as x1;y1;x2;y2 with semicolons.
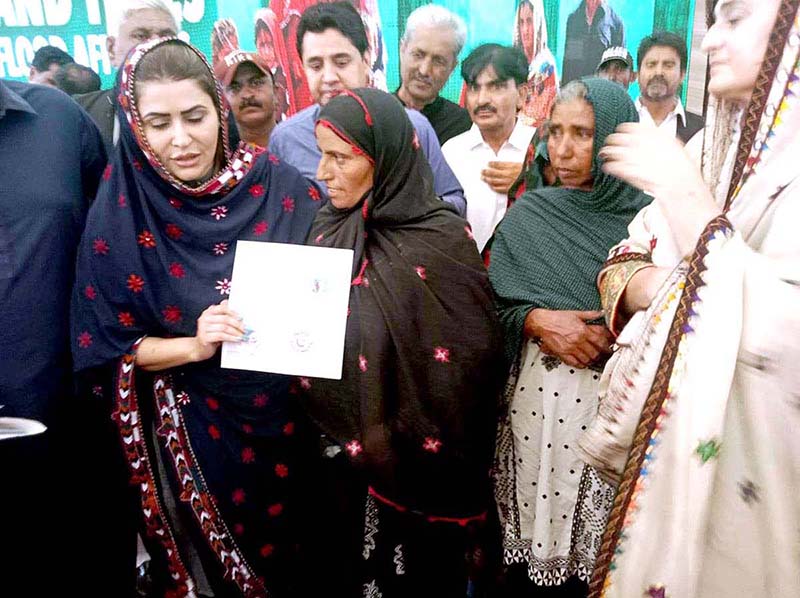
577;0;800;597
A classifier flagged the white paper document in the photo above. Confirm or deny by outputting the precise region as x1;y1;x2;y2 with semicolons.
221;241;354;379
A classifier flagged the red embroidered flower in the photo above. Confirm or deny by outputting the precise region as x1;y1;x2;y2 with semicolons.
423;437;442;453
260;544;274;557
242;423;254;434
232;488;246;505
93;238;110;255
268;503;283;517
274;463;289;478
210;206;228;220
165;223;183;240
118;193;127;207
253;393;269;407
415;266;427;280
268;153;280;164
213;242;228;256
205;397;219;410
308;186;321;201
249;184;265;197
283;422;295;436
241;447;256;464
84;285;97;300
118;312;135;328
298;377;311;390
433;347;451;363
137;230;156;248
208;425;221;440
168;197;183;209
282;196;295;212
233;523;245;536
132;159;142;171
358;355;368;372
127;274;145;293
176;391;190;406
345;440;363;457
163;305;182;324
168;262;185;278
77;331;93;348
102;164;112;180
253;221;269;236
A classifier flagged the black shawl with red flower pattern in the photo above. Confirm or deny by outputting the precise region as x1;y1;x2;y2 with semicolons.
304;88;505;519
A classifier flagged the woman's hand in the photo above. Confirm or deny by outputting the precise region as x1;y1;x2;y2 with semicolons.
524;309;614;368
192;300;246;363
599;123;721;257
620;266;673;316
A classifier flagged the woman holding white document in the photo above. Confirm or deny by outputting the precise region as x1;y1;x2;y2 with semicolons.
71;38;321;597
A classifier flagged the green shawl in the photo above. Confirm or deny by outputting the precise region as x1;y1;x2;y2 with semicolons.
489;78;651;360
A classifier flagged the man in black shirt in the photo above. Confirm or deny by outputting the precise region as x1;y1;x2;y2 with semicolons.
395;4;472;145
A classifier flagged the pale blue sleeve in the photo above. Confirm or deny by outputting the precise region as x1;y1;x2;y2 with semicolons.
406;108;467;217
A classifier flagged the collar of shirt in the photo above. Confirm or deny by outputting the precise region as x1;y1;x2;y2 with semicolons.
465;118;533;152
635;96;686;127
0;80;37;120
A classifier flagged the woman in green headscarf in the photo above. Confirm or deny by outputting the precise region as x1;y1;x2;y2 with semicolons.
490;78;650;593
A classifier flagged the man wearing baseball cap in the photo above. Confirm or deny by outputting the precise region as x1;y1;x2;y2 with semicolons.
596;46;635;89
215;49;277;147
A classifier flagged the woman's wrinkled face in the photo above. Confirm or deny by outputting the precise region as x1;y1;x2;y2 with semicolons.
701;0;781;103
547;98;595;190
315;123;374;210
136;78;220;184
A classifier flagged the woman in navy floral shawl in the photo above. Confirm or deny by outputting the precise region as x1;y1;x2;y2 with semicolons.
71;38;320;597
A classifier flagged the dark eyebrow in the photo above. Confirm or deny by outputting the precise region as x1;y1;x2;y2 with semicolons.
142;104;207;119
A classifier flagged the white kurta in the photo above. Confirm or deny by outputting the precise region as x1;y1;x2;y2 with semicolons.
442;120;535;252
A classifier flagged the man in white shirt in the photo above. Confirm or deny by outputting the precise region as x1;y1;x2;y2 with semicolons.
635;31;704;144
442;44;535;253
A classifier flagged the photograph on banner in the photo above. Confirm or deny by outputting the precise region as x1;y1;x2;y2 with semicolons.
211;0;388;118
553;0;697;101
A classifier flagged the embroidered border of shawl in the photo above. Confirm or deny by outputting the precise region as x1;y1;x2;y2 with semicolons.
112;343;268;597
598;253;653;336
589;216;734;598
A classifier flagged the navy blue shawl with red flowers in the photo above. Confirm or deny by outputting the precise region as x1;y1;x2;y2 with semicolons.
70;38;321;597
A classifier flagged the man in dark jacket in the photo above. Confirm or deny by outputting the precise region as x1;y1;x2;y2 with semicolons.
75;0;177;153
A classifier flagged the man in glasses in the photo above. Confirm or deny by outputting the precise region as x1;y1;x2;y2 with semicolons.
216;49;277;147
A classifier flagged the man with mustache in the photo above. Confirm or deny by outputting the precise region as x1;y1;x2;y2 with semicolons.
442;44;535;253
395;4;472;145
636;31;704;143
216;49;277;147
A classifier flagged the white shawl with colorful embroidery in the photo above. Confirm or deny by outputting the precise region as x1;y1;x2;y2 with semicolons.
578;6;800;598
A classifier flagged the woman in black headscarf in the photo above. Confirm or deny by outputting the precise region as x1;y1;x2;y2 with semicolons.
298;88;505;597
